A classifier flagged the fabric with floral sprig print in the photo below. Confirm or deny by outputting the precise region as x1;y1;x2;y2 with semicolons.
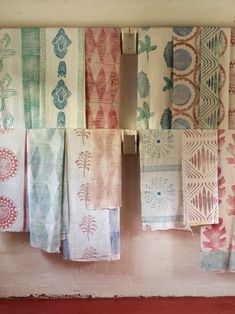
137;28;173;129
0;129;27;231
63;129;120;261
139;130;188;231
201;130;235;272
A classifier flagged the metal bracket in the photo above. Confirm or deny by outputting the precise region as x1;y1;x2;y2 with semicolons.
121;27;137;54
122;130;138;154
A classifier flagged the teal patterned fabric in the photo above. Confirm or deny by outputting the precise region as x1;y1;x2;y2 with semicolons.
27;129;65;253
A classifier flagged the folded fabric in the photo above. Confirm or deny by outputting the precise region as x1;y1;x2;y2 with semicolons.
0;129;27;231
27;129;65;253
172;27;200;129
137;27;173;129
201;130;235;271
139;130;186;230
86;28;120;129
64;129;120;261
89;129;122;210
0;28;85;129
182;130;218;226
229;28;235;129
199;27;221;129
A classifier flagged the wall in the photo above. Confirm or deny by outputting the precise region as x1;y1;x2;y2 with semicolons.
1;0;235;298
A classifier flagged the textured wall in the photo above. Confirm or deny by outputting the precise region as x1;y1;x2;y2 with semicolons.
1;0;235;298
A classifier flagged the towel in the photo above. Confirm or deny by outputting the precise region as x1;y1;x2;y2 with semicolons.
0;129;27;231
86;28;120;129
139;130;186;230
89;129;122;210
137;28;173;129
64;129;120;261
172;27;200;129
182;130;218;226
201;130;235;271
199;27;221;129
0;28;85;129
27;129;65;253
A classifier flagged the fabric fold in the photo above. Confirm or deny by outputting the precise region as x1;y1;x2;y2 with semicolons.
139;130;186;230
27;129;65;253
182;130;218;226
0;129;27;231
137;27;173;129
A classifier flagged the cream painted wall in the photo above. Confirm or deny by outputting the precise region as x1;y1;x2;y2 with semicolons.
1;0;235;297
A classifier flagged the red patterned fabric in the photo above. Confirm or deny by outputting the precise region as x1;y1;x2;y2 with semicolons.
85;28;120;128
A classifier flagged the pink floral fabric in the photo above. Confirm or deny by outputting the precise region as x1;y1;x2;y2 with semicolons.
201;130;235;271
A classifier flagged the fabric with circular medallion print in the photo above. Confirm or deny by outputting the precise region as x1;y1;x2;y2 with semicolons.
172;27;200;129
139;130;188;231
0;129;26;231
229;28;235;129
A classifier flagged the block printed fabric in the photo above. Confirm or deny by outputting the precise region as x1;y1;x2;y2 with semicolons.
199;27;221;129
0;28;85;129
139;130;186;230
172;27;200;129
89;129;122;209
182;130;219;226
0;129;27;231
137;28;173;129
85;28;120;129
63;129;120;261
201;130;235;271
27;129;65;253
229;28;235;129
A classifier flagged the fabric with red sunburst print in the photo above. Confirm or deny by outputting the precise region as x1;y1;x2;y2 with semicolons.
201;130;235;272
0;129;27;232
85;28;120;129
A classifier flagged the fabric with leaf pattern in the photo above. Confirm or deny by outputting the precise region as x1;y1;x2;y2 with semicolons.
63;129;120;261
201;130;235;271
137;28;173;129
139;130;188;230
0;30;23;128
0;28;85;129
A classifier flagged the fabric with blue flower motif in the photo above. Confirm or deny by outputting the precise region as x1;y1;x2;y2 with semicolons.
139;130;188;230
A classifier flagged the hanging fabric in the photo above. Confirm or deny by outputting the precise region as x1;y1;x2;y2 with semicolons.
85;28;120;129
0;129;27;231
218;28;230;129
89;129;122;209
201;130;235;271
27;129;65;253
137;27;173;129
172;27;200;129
229;28;235;129
0;28;85;129
198;27;221;129
182;130;218;226
63;129;120;261
139;130;187;230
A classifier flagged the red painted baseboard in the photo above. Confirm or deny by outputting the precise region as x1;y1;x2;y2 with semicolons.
1;297;235;314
